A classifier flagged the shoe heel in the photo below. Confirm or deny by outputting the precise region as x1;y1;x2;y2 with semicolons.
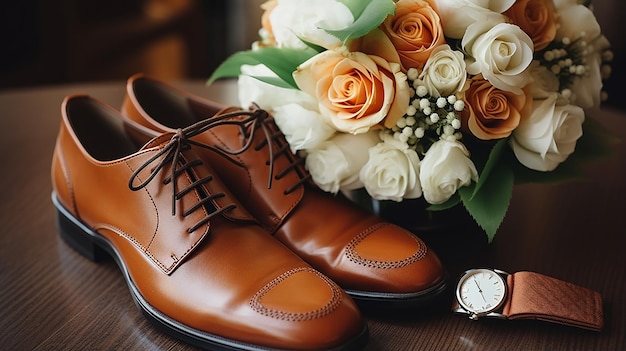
53;196;109;262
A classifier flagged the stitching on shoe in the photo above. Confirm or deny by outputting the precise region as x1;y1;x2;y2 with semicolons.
345;223;428;269
122;158;209;275
249;267;343;321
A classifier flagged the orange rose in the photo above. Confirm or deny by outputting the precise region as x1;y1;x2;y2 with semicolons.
462;76;531;140
380;0;445;70
259;0;278;46
504;0;557;51
293;47;410;135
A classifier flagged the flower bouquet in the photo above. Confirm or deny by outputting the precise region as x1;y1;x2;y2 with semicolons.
208;0;614;241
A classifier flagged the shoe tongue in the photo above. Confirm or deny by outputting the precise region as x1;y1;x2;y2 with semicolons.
141;132;178;150
215;106;246;117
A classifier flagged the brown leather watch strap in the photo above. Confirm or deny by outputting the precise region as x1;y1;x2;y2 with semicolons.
502;271;603;331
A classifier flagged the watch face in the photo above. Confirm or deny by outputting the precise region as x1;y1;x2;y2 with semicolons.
456;269;507;315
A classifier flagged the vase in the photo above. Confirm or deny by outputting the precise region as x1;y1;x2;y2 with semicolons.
347;189;488;265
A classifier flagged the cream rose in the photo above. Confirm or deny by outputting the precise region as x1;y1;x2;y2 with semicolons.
462;76;531;140
305;131;380;193
431;0;515;39
510;93;585;172
360;133;422;202
293;47;411;134
264;0;353;50
419;139;478;204
272;103;336;153
504;0;557;51
463;22;534;94
418;44;467;97
380;0;446;70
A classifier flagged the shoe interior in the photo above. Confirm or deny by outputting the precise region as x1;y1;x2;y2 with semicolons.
66;97;141;161
132;78;223;129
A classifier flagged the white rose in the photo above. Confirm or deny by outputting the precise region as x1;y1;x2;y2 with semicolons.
305;131;380;193
272;103;335;152
463;22;534;94
419;139;478;204
431;0;515;39
510;93;585;172
360;133;422;202
554;0;601;41
418;44;467;97
238;64;318;111
268;0;353;50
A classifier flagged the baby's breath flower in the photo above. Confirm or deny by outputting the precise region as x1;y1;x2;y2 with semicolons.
561;89;572;99
430;113;439;123
451;119;461;130
436;97;447;108
402;126;413;137
406;105;417;116
396;118;407;129
414;127;425;138
416;86;428;97
454;100;465;111
386;71;468;154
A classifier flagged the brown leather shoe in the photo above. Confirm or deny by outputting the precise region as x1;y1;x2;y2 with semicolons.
51;95;368;350
121;74;448;309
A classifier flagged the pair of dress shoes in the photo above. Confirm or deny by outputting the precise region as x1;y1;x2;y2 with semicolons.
51;74;447;350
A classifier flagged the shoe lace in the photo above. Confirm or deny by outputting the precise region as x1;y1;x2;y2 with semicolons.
127;111;269;232
249;108;311;195
201;105;311;194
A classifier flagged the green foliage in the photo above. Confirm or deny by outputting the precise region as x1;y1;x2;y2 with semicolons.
323;0;396;44
207;47;317;88
459;140;514;242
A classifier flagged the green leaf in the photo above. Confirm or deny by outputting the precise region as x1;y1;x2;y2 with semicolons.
471;139;509;199
207;47;317;88
251;76;295;90
323;0;396;43
427;193;461;211
460;161;514;243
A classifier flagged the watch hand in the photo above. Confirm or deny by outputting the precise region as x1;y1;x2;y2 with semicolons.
473;277;487;303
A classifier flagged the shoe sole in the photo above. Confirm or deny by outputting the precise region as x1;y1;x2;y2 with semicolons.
345;276;448;313
52;192;369;351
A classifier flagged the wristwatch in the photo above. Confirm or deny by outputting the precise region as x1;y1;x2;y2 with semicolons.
453;268;604;331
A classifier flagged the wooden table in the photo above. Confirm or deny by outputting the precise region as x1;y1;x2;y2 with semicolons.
1;80;624;350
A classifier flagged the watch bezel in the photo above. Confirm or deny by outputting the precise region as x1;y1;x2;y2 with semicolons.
455;268;509;320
